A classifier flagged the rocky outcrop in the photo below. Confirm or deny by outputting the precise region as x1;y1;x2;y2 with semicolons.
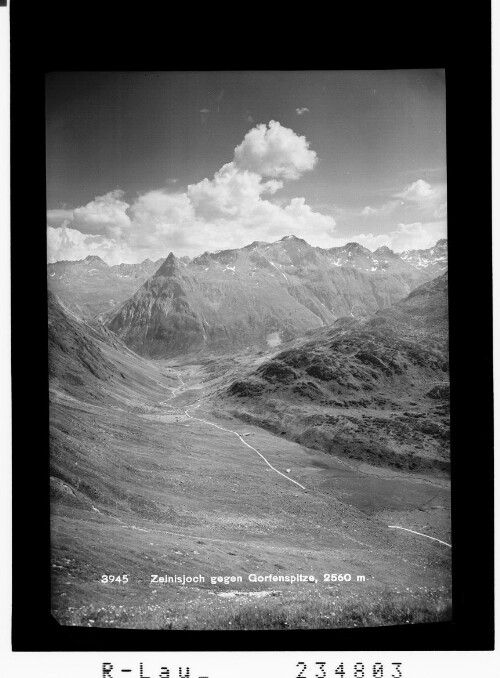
223;273;450;474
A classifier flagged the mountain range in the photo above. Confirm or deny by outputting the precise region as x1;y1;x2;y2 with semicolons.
48;255;166;318
100;236;447;358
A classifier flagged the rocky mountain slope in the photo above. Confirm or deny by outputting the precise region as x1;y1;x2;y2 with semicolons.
400;239;448;276
48;290;183;513
48;290;178;405
222;273;449;475
47;255;165;318
105;236;447;358
48;290;119;398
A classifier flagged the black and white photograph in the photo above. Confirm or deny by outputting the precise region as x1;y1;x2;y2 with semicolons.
45;70;453;632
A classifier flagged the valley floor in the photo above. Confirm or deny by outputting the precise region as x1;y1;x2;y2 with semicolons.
51;358;451;630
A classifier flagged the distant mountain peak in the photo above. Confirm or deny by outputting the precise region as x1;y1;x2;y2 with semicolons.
244;240;269;249
84;255;107;266
334;242;371;255
277;235;310;247
374;245;396;256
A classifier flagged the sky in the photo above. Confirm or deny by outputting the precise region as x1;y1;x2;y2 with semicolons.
46;70;447;264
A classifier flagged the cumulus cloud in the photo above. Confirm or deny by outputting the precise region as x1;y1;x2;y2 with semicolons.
360;179;447;231
47;133;450;266
233;120;317;180
70;190;132;238
361;200;401;217
330;220;447;253
396;179;434;201
47;121;334;263
395;179;446;207
296;107;309;116
187;162;283;220
47;225;135;265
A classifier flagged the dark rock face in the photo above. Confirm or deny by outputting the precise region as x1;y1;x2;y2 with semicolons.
258;362;298;384
227;380;266;398
224;273;450;474
104;237;447;358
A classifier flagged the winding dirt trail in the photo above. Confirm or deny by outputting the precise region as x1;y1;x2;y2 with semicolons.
160;369;306;491
160;367;451;548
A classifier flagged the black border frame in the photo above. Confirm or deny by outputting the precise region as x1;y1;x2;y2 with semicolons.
11;2;493;652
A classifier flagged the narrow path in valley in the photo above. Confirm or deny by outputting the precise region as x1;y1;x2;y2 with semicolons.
159;368;451;548
160;369;306;491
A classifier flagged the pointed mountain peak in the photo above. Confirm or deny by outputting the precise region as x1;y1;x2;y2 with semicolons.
154;252;179;277
436;238;448;246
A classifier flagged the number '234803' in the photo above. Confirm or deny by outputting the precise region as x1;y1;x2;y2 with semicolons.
295;662;403;678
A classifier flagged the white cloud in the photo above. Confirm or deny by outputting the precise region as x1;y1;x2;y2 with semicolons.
296;107;309;116
233;120;317;180
131;190;194;226
361;200;401;217
71;190;132;238
391;221;447;251
199;108;210;113
127;190;195;252
396;179;434;201
47;121;336;263
433;201;447;219
47;225;135;265
330;221;447;253
47;208;74;225
187;162;282;220
362;179;446;218
395;179;446;207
